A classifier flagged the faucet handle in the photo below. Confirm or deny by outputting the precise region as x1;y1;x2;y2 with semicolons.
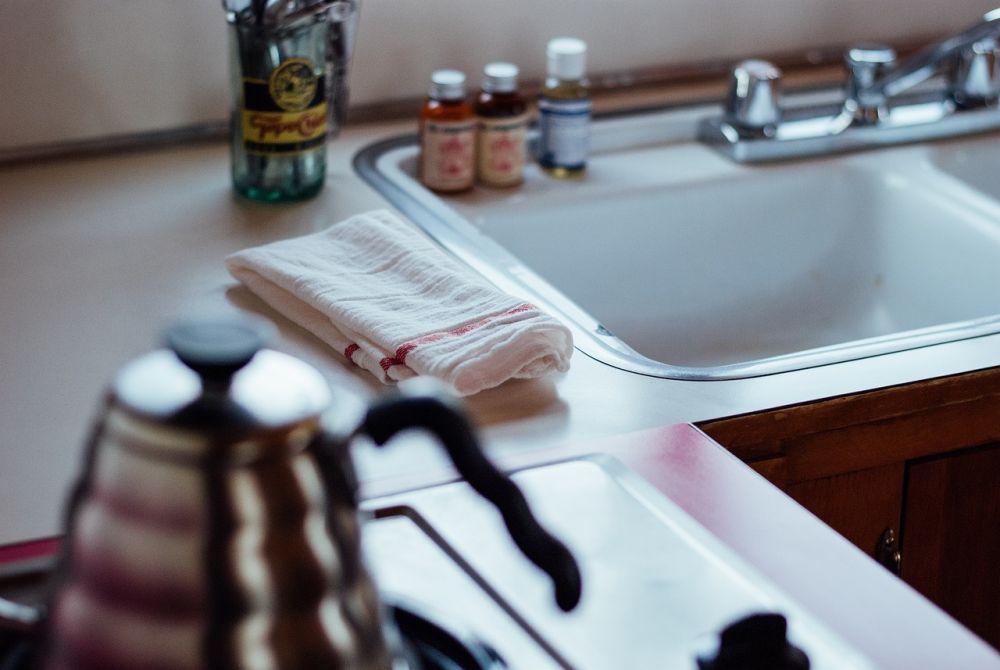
724;59;782;131
951;36;1000;107
845;43;897;119
846;44;897;89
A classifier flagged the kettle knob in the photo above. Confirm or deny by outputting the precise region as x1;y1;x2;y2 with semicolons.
165;318;270;382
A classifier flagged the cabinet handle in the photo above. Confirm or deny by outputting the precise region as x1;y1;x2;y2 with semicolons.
875;527;902;576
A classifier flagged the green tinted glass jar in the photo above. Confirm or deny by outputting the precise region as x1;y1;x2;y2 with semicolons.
227;15;329;202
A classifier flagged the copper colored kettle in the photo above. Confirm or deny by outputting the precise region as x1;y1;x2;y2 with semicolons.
24;318;580;669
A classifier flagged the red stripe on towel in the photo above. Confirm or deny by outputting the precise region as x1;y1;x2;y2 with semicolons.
344;343;360;365
379;303;535;371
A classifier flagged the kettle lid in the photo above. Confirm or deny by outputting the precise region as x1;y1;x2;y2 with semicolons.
112;317;332;435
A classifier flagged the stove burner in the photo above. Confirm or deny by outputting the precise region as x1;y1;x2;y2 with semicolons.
389;600;508;670
0;636;30;670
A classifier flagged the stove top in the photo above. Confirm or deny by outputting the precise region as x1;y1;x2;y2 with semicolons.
362;456;877;670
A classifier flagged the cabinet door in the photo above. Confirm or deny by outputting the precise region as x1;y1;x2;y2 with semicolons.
901;443;1000;649
786;463;904;562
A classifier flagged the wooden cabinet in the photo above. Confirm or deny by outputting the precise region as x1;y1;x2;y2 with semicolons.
699;368;1000;650
901;443;1000;648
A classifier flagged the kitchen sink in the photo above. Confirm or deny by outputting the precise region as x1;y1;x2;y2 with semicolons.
355;104;1000;380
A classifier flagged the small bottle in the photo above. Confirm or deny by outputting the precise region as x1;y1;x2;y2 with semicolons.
537;37;591;178
475;62;529;187
419;69;476;193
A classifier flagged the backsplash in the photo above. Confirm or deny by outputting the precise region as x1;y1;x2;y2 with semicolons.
1;0;996;151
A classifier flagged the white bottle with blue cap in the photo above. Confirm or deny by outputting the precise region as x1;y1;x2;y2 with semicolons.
537;37;592;177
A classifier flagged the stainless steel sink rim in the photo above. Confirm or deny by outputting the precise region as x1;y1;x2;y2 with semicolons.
353;129;1000;381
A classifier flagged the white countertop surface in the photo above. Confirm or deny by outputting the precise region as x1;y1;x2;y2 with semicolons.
3;117;1000;546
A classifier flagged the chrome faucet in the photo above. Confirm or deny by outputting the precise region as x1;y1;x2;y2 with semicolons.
699;9;1000;162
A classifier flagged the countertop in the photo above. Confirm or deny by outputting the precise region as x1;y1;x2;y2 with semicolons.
5;115;1000;545
3;112;1000;667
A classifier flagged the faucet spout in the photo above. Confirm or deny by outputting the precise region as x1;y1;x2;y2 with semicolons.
856;8;1000;107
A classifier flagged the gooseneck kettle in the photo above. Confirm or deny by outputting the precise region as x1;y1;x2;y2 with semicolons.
22;318;580;669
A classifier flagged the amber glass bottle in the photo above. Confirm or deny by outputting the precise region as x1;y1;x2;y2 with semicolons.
419;70;475;193
475;63;529;187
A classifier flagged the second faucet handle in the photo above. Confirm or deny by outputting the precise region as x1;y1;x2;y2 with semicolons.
951;36;1000;107
725;59;783;132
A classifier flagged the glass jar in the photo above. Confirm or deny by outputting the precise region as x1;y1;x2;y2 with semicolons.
227;15;329;202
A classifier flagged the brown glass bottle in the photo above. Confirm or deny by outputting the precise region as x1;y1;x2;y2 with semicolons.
419;69;475;193
475;63;529;187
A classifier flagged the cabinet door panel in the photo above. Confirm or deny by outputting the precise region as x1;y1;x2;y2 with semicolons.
902;443;1000;649
786;463;904;560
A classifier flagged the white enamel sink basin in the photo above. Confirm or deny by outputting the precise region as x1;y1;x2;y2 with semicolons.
931;137;1000;201
355;105;1000;379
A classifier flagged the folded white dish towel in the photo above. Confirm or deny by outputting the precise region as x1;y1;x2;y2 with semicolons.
226;209;573;395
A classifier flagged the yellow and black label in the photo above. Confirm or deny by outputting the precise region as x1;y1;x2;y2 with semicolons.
241;58;327;155
240;103;328;154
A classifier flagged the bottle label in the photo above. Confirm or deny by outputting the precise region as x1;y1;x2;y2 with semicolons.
421;119;475;191
476;114;529;186
537;97;591;169
241;57;328;156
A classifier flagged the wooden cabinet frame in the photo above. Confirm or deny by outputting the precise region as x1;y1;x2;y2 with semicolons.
699;367;1000;649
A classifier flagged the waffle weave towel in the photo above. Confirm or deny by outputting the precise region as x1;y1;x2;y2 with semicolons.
226;209;573;395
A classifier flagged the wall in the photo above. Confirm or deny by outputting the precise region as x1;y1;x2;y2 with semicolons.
0;0;996;151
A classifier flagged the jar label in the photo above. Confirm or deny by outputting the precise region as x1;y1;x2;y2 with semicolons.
476;114;529;186
537;97;591;169
421;119;475;191
241;58;328;155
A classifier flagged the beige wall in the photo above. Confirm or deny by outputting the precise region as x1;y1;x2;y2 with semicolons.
0;0;996;151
